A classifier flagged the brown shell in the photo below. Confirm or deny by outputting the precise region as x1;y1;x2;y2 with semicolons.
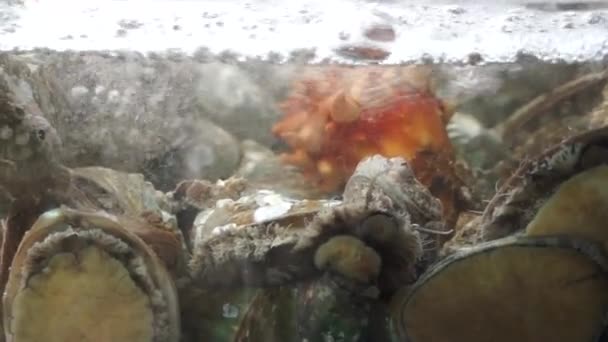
2;206;181;342
190;190;340;241
61;167;189;275
480;125;608;241
394;235;608;342
187;156;426;298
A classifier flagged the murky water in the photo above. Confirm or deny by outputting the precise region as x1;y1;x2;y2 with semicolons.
0;1;608;342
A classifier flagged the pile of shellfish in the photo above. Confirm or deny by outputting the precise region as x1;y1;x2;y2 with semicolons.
1;65;608;342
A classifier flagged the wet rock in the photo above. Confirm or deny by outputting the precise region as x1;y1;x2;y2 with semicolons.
493;67;608;170
194;62;287;145
0;53;68;198
142;118;242;191
0;50;297;191
24;51;285;148
446;62;590;129
30;51;206;172
447;112;507;202
0;53;72;133
234;140;327;199
2;52;247;189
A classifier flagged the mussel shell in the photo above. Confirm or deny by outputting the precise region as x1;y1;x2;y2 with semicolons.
394;235;608;342
2;207;180;342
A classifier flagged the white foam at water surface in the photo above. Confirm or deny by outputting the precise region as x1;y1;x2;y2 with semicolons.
0;0;607;63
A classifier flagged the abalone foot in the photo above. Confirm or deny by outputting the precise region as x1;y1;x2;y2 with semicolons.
2;208;180;342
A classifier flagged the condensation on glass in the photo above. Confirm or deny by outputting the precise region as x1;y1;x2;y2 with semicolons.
0;1;607;342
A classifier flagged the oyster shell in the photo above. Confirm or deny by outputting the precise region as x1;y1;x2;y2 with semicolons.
2;207;180;342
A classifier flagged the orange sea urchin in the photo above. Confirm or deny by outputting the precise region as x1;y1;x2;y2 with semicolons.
272;65;462;225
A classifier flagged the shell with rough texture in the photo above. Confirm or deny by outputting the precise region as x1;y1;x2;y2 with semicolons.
481;125;608;241
175;155;433;341
2;207;181;342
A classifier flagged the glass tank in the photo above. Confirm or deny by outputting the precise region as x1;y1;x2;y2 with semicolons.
0;0;608;341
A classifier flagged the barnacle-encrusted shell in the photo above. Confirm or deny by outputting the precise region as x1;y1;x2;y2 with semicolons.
180;156;428;341
2;207;180;342
343;155;445;270
189;189;340;245
272;65;464;227
187;156;425;296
